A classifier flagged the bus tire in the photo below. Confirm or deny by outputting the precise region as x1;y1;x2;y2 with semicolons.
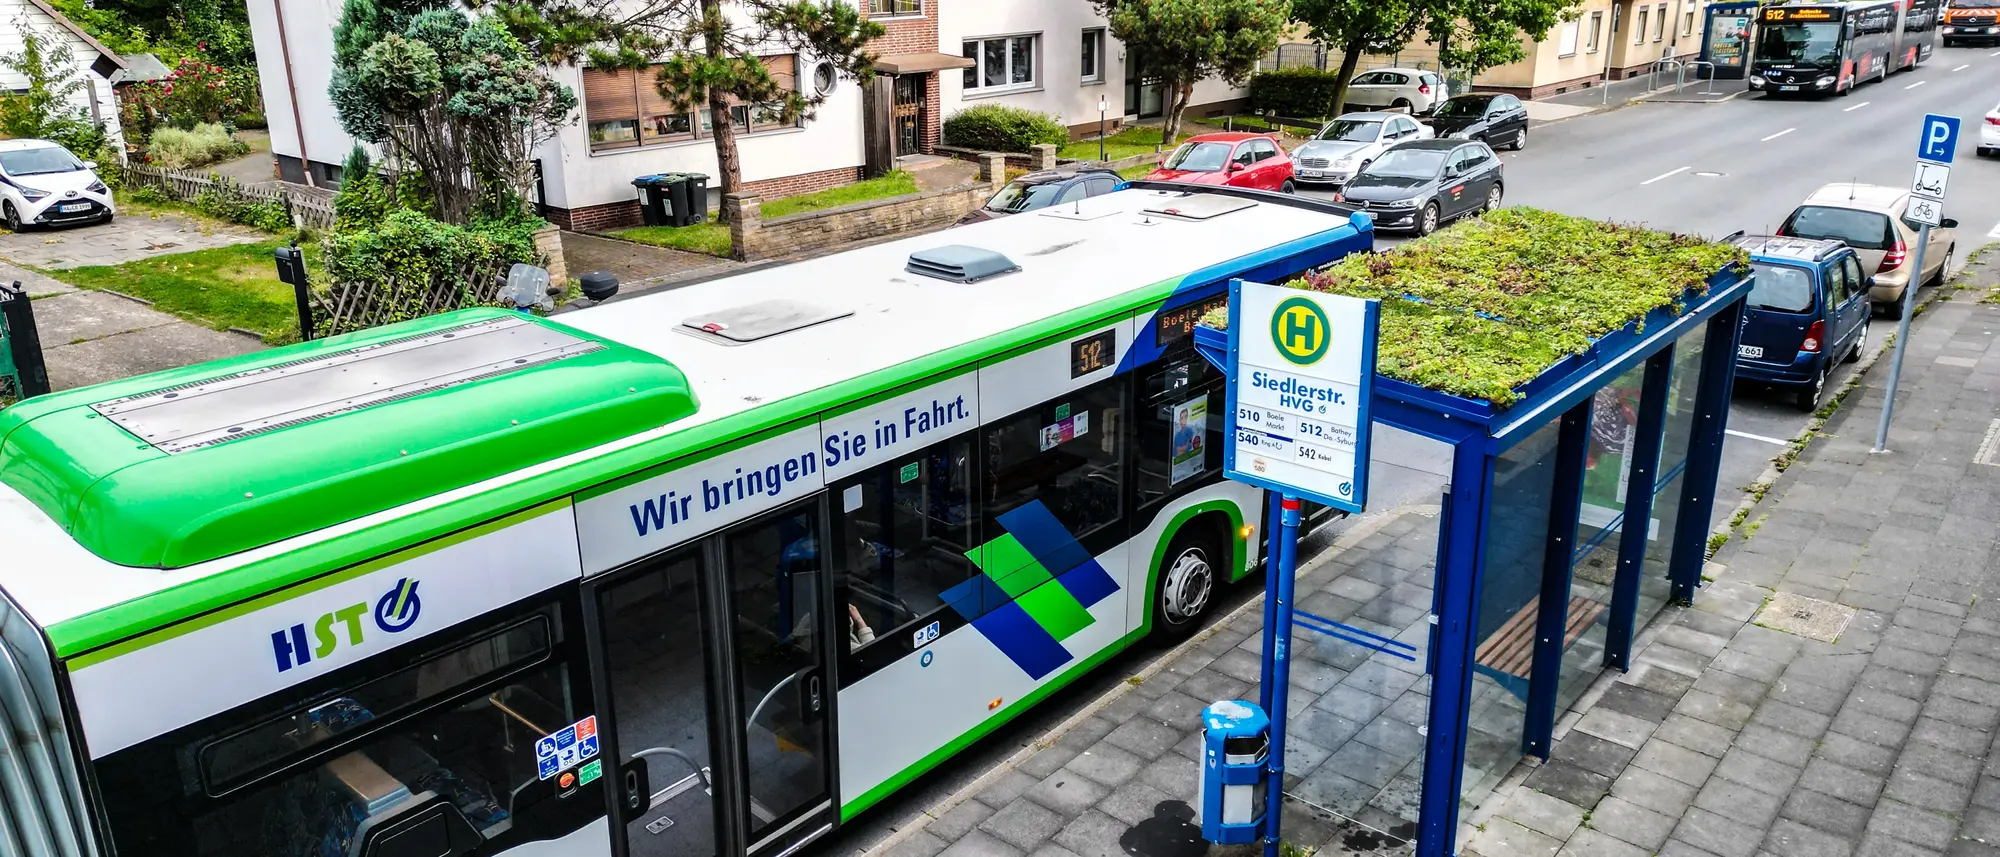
1152;519;1226;640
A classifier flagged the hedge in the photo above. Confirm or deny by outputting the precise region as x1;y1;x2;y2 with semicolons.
942;104;1069;153
1247;68;1346;119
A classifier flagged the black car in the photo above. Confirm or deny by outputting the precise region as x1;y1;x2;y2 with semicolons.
1424;93;1530;151
957;166;1125;225
1335;139;1504;236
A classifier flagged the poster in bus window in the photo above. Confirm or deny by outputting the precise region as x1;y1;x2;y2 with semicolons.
1709;13;1752;66
1170;398;1207;485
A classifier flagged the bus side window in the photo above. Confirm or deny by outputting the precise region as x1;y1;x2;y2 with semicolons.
1136;353;1225;508
982;377;1127;547
831;435;978;672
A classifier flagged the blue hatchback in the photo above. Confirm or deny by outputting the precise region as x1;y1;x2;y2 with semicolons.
1728;235;1873;411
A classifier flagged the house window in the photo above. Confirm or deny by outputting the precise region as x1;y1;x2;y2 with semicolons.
1683;8;1695;35
1588;11;1604;50
1081;29;1105;82
962;34;1039;92
867;0;919;15
584;55;799;153
1557;20;1580;56
1654;4;1667;40
1635;7;1648;42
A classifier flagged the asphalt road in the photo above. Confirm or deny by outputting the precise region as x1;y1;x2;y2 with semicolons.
813;44;2000;856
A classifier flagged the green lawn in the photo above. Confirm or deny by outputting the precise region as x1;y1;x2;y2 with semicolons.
1059;126;1188;162
1117;163;1156;180
761;170;918;218
609;221;734;257
57;239;301;343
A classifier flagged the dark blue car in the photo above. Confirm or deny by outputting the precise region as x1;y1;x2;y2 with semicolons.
1729;235;1873;411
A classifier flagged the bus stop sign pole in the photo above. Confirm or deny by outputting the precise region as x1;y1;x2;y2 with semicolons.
1263;495;1303;857
1874;114;1957;453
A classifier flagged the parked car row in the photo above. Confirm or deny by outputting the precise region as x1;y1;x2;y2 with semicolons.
1732;182;1959;411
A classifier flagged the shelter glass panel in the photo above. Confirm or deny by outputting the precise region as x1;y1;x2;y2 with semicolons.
1561;361;1650;711
1636;329;1708;630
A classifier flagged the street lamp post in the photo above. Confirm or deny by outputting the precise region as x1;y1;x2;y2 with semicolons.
1099;95;1109;162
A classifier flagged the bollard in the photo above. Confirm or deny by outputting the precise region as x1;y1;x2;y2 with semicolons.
1;281;52;399
274;244;313;341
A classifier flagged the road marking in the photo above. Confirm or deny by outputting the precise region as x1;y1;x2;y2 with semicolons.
1992;49;2000;56
1641;166;1690;185
1761;128;1796;141
1843;101;1871;112
1726;428;1793;446
1905;80;1926;90
1953;64;1971;71
1989;221;2000;239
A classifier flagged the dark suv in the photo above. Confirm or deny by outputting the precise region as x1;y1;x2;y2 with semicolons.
958;166;1125;225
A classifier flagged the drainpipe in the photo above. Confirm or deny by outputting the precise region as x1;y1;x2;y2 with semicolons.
271;0;317;187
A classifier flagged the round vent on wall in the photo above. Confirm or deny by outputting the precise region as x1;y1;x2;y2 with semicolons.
813;61;837;96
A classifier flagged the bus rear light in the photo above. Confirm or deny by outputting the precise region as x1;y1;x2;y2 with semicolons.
1880;240;1908;272
1802;320;1825;353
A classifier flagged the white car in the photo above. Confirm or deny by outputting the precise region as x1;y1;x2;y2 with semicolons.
1344;68;1444;114
0;139;115;231
1981;101;2000;158
1290;113;1434;187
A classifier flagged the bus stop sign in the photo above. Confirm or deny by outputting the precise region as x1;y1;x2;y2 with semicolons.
1221;280;1379;514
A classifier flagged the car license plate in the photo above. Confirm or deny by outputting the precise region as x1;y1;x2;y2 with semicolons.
1738;344;1764;359
1779;85;1799;91
1300;170;1322;178
58;202;89;213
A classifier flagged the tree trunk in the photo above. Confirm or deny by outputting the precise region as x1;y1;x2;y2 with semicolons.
700;0;741;223
1331;38;1367;117
1161;78;1194;146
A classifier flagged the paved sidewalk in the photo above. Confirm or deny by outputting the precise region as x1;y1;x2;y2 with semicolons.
0;210;267;269
1462;261;2000;857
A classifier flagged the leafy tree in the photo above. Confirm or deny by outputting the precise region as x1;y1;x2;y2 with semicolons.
42;0;255;67
329;0;577;224
1416;0;1571;81
1291;0;1423;116
470;0;881;212
1096;0;1290;145
0;15;108;155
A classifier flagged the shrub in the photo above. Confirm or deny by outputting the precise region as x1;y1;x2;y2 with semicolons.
147;122;248;169
319;208;540;289
1247;68;1345;119
942;104;1068;153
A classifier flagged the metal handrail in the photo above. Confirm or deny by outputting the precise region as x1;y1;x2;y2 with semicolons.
1681;60;1718;94
1650;58;1685;91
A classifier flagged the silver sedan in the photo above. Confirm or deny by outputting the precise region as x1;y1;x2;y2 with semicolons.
1289;113;1434;188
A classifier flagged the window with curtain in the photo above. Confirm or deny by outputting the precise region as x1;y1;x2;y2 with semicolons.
584;55;800;152
867;0;920;15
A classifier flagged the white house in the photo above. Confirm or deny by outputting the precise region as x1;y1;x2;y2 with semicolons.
938;3;1250;139
0;0;126;147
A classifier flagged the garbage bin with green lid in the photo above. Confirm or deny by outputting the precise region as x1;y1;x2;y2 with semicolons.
667;173;709;226
631;174;672;227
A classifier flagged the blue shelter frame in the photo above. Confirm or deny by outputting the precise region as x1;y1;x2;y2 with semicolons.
1205;263;1750;856
1401;269;1748;856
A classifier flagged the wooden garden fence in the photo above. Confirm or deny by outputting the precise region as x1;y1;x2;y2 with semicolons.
122;164;337;230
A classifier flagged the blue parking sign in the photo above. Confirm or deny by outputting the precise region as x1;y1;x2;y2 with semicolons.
1918;114;1960;164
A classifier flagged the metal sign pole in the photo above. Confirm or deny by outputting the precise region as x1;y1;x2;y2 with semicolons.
1876;113;1958;453
1262;495;1302;857
1872;223;1930;452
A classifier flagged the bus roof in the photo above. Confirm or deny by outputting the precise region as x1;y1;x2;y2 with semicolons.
0;186;1365;653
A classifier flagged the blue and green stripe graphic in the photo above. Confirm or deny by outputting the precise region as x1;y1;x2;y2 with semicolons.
942;501;1120;679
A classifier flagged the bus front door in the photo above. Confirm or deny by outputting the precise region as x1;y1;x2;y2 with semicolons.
592;498;837;857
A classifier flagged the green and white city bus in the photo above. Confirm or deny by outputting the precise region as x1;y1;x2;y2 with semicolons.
0;186;1370;857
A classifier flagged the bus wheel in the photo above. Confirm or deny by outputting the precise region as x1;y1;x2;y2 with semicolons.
1154;524;1223;639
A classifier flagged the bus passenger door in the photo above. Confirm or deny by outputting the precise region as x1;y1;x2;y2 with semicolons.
591;498;836;857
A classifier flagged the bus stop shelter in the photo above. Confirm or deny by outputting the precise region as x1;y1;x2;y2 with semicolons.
1208;251;1752;856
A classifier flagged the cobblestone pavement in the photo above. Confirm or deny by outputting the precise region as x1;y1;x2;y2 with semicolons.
1463;275;2000;857
0;208;268;269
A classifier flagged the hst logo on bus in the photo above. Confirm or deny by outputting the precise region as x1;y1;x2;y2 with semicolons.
270;578;424;673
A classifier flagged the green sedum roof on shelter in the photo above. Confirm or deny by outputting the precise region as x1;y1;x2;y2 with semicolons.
0;308;698;569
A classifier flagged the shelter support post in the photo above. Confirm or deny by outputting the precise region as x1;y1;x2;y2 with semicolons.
1605;346;1676;671
1523;401;1593;758
1417;436;1493;857
1668;304;1745;603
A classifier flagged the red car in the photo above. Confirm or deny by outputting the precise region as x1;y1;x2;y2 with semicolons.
1141;132;1296;193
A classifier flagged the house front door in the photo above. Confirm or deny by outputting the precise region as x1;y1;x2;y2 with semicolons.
892;74;926;156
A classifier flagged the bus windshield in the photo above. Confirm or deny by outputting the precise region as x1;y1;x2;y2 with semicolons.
1756;22;1844;65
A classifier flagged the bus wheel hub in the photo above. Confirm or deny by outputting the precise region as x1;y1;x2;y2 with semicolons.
1163;549;1213;623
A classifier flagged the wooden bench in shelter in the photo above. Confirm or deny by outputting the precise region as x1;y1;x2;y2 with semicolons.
1472;596;1607;699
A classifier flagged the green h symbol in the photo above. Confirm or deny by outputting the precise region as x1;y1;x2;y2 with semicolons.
1283;310;1319;351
